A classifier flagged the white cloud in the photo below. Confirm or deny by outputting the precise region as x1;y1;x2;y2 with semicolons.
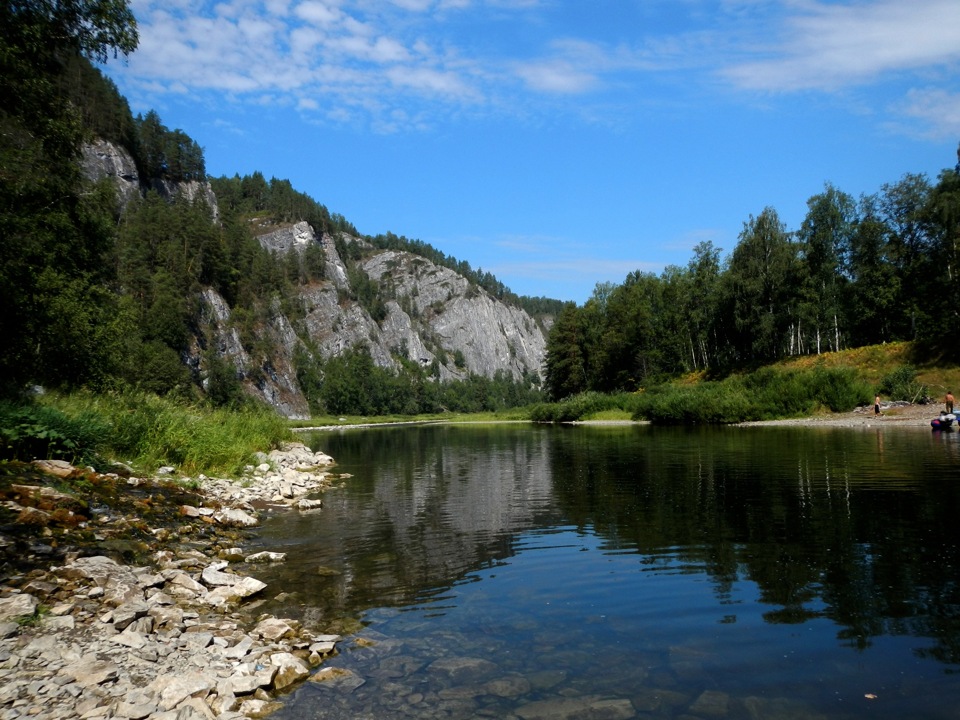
899;88;960;140
723;0;960;91
294;1;341;26
515;60;598;94
112;0;960;136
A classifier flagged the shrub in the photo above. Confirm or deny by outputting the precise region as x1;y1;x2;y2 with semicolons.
0;400;109;466
879;365;927;402
32;391;292;477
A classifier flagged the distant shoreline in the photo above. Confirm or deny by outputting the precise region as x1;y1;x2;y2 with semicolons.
294;403;946;431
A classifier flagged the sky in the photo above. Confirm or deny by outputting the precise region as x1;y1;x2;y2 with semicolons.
101;0;960;304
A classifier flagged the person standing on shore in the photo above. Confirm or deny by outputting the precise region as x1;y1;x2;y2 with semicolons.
875;394;881;416
946;391;955;414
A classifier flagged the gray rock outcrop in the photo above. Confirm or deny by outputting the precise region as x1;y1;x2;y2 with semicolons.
80;139;140;209
80;141;548;418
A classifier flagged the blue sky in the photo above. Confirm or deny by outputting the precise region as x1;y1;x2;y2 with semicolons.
102;0;960;304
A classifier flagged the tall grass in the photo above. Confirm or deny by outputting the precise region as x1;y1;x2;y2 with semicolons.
4;391;293;476
531;366;872;425
634;366;872;424
529;392;644;423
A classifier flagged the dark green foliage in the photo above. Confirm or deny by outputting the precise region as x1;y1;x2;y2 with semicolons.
346;265;388;323
628;367;872;425
0;400;109;465
530;392;642;423
878;365;928;403
210;173;352;237
299;346;543;416
544;148;960;400
634;383;755;425
135;111;204;181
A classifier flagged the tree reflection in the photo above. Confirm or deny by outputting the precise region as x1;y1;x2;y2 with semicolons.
547;425;960;667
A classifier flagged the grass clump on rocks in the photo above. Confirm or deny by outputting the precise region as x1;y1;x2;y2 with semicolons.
1;391;293;477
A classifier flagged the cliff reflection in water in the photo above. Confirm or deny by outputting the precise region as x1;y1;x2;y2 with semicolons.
258;424;960;666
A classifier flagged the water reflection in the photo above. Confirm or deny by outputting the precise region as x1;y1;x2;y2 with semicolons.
251;424;960;719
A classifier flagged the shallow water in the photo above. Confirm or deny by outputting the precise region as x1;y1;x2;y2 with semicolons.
247;424;960;719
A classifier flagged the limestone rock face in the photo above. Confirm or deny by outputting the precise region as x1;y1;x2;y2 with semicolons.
193;225;548;417
80;139;140;208
80;139;219;220
78;141;549;418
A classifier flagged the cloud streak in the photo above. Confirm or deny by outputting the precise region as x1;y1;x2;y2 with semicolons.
722;0;960;91
111;0;960;137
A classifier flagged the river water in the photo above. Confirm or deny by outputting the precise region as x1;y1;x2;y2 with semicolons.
246;423;960;719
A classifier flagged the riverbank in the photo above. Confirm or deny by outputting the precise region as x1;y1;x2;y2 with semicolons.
0;442;345;720
737;401;943;428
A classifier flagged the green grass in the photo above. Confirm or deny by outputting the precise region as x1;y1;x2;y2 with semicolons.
291;407;534;427
14;390;293;477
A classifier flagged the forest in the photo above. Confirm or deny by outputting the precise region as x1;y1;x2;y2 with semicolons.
544;170;960;400
3;0;959;424
0;0;547;416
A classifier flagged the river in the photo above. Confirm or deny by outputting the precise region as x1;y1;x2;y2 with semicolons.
245;423;960;719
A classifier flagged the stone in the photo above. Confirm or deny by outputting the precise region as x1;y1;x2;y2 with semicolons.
309;667;366;692
58;556;143;606
219;548;246;562
236;698;283;718
200;565;239;587
690;689;729;717
110;628;148;649
213;508;258;527
223;636;254;660
742;696;828;720
43;614;75;631
243;552;286;564
269;652;311;690
253;618;297;641
112;600;148;630
515;696;636;720
116;700;156;719
31;460;75;478
295;498;324;510
224;663;277;694
204;577;266;607
153;672;217;711
485;674;532;698
59;658;119;687
0;594;38;623
427;656;499;684
165;571;207;595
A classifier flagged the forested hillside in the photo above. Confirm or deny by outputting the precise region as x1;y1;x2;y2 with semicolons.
544;169;960;399
4;0;958;419
0;0;551;416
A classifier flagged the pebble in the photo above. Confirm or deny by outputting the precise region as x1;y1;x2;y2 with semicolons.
0;442;340;720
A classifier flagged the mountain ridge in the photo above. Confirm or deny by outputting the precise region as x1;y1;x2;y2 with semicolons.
81;140;549;417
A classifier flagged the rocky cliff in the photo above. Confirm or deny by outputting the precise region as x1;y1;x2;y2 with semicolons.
194;221;547;417
83;141;547;419
81;140;219;217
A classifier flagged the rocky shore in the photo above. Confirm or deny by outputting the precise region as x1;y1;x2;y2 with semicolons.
0;442;342;720
736;400;941;428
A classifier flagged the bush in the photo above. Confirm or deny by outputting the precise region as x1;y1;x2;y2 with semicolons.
530;392;642;422
0;400;110;466
879;365;927;402
30;391;292;476
633;365;871;424
635;382;757;424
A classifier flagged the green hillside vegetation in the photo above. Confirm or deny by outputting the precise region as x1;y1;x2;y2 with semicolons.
1;0;547;421
3;0;960;474
542;169;960;408
533;341;960;424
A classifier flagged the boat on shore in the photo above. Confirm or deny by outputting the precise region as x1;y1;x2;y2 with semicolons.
931;412;956;429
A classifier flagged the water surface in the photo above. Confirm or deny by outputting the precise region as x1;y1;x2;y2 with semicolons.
248;424;960;719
